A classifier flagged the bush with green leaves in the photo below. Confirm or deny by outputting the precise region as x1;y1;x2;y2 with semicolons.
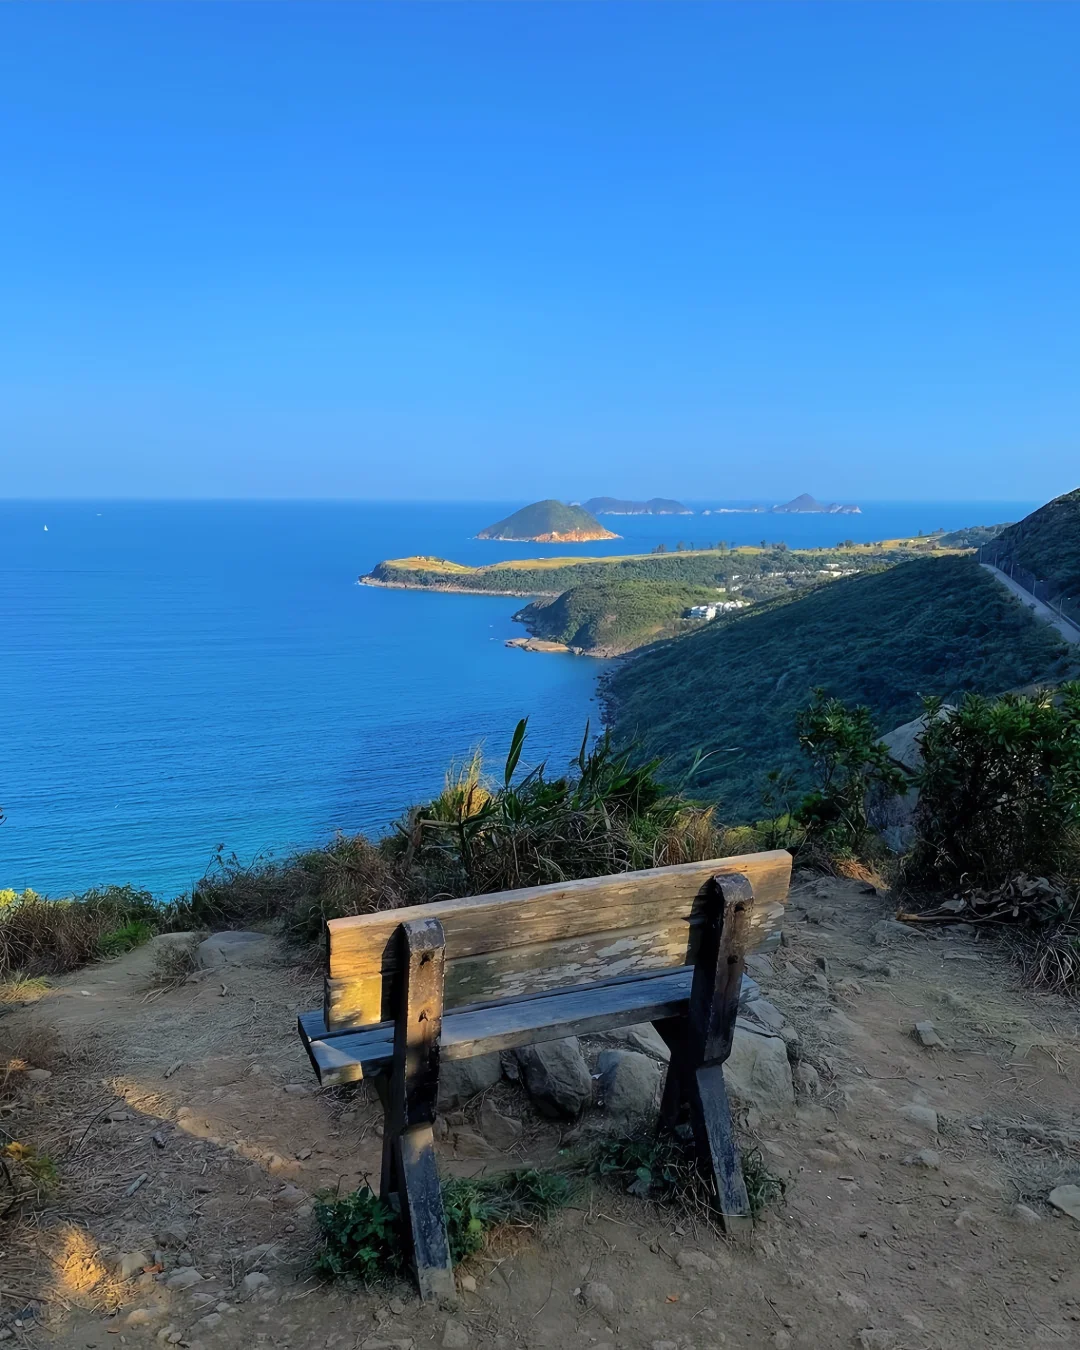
791;690;906;852
913;684;1080;888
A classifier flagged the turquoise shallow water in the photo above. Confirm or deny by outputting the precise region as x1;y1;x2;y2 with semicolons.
0;498;1033;897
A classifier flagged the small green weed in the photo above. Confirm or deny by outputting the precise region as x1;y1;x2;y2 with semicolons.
442;1168;572;1263
741;1146;785;1219
99;920;155;958
313;1186;402;1283
589;1132;696;1202
314;1168;573;1281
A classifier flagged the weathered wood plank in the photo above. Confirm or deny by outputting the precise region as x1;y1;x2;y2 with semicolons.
689;873;753;1066
395;1123;455;1302
324;851;790;1030
301;969;763;1086
691;1063;752;1238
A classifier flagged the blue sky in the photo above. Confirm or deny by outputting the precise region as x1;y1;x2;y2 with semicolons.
2;3;1078;503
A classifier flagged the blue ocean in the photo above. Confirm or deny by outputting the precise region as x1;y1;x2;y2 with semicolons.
1;498;1035;898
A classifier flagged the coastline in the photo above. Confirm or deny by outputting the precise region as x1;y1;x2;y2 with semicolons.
359;575;560;599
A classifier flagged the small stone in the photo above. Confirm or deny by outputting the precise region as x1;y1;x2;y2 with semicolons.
240;1272;272;1300
675;1250;719;1276
441;1318;471;1350
1013;1204;1041;1224
902;1149;941;1170
479;1099;523;1151
125;1308;158;1328
1048;1185;1080;1223
197;1313;223;1331
899;1103;939;1136
438;1053;503;1108
515;1039;592;1119
858;1334;898;1349
296;1148;312;1161
274;1184;307;1208
165;1268;204;1290
155;1221;191;1249
773;1332;792;1349
25;1068;52;1083
458;1274;477;1294
118;1250;150;1280
913;1021;944;1048
581;1281;616;1313
794;1063;821;1098
871;919;918;946
596;1050;663;1121
807;1148;841;1167
283;1083;311;1097
805;971;830;993
605;1022;671;1062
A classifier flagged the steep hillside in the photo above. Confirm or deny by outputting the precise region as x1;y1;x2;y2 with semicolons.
514;580;722;654
605;554;1072;819
991;487;1080;595
476;499;617;542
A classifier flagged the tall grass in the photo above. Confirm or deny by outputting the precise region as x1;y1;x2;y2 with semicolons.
0;885;158;980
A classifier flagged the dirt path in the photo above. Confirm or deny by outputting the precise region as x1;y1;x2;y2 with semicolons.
3;876;1080;1349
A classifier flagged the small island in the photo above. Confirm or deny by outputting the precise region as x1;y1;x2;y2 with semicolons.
773;494;861;515
476;499;618;542
582;496;692;516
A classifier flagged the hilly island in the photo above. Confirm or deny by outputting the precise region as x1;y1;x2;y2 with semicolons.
475;498;618;542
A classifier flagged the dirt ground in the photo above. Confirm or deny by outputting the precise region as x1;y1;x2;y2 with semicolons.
3;874;1080;1350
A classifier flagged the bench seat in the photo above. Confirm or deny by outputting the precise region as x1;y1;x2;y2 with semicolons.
298;967;761;1087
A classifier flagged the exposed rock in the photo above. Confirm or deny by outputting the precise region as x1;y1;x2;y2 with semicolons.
902;1149;941;1170
451;1128;495;1158
1048;1184;1080;1223
195;931;273;970
605;1023;671;1062
871;920;920;946
458;1274;477;1294
441;1317;471;1349
479;1100;523;1151
239;1272;272;1300
793;1062;822;1098
438;1053;503;1108
155;1221;191;1248
675;1249;719;1276
515;1039;592;1119
118;1250;150;1280
913;1021;944;1048
899;1104;939;1137
1013;1204;1042;1223
723;1026;795;1119
580;1280;616;1313
742;998;785;1032
165;1268;205;1290
125;1308;159;1328
25;1068;52;1083
596;1050;662;1121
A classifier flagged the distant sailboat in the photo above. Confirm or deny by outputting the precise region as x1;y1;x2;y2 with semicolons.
43;525;48;532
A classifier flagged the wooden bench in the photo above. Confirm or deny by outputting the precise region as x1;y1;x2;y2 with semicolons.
297;849;792;1300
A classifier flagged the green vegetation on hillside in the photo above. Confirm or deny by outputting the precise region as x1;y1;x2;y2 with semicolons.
476;499;617;541
367;537;961;596
515;580;724;654
936;522;1011;549
605;555;1073;820
992;487;1080;595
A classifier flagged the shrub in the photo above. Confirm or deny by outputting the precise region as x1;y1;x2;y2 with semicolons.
313;1186;402;1283
913;685;1080;888
0;884;158;980
791;691;905;854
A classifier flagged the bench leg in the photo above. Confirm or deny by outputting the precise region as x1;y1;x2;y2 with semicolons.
654;873;755;1237
383;918;455;1300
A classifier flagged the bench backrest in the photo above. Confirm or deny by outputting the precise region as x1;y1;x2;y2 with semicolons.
323;849;791;1032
